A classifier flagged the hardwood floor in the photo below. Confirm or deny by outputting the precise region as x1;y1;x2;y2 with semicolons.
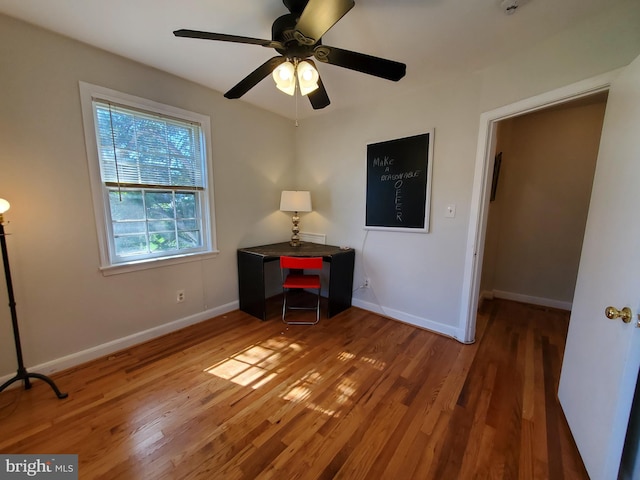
0;299;587;479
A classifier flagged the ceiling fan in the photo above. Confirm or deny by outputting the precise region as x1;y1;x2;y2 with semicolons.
173;0;407;110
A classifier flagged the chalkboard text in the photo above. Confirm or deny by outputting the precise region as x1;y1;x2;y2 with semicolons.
366;132;432;231
395;180;403;221
380;170;421;182
373;156;395;168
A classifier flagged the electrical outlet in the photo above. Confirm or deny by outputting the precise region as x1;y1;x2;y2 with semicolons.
176;289;185;303
363;278;370;288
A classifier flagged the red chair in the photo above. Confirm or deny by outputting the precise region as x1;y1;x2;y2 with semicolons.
280;256;323;325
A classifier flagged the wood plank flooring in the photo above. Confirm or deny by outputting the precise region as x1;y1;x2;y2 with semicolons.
0;299;588;479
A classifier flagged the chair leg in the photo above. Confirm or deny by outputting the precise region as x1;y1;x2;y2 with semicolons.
282;288;288;324
282;287;321;325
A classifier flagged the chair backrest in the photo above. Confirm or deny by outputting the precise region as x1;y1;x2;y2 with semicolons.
280;256;323;270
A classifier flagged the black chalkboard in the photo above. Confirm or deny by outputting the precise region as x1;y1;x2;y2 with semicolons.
365;131;433;232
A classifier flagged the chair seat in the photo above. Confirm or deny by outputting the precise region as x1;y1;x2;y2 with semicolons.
283;274;321;289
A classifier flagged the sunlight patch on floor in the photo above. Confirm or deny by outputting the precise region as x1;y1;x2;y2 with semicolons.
203;340;303;389
359;355;386;371
337;351;356;361
202;339;372;418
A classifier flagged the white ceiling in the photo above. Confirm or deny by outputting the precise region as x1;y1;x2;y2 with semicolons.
0;0;624;119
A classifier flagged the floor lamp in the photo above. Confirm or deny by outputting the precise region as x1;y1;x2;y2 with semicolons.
0;199;67;399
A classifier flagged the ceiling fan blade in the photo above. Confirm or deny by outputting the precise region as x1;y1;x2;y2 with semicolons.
294;0;355;45
314;46;406;81
224;56;286;99
173;29;283;49
307;62;330;110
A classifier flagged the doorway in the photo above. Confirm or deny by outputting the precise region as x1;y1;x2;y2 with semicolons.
479;93;608;311
457;70;619;344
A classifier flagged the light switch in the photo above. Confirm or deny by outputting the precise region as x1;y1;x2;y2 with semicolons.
446;204;456;218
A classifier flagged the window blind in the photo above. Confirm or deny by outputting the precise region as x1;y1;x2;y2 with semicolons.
94;100;204;190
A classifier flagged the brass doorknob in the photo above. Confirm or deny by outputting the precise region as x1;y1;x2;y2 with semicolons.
605;306;633;323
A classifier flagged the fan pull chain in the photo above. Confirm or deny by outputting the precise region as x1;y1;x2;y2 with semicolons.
292;57;301;127
295;87;299;127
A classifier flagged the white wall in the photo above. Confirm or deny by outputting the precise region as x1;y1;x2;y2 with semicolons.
296;1;640;341
295;73;482;338
1;0;640;379
0;14;296;378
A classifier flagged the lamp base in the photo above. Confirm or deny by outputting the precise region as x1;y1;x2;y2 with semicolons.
289;238;301;247
0;367;68;399
290;211;301;247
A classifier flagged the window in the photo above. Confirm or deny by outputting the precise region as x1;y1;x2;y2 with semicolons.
80;82;217;273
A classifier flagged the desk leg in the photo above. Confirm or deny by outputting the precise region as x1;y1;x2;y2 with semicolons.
327;250;355;317
237;251;267;321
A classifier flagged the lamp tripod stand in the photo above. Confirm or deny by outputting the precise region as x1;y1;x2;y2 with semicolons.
0;214;67;399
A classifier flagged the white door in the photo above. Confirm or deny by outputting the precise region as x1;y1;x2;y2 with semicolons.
558;53;640;480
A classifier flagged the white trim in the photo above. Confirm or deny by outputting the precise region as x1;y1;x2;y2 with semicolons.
78;81;218;271
0;301;239;387
490;290;572;311
352;298;464;342
100;250;219;276
458;70;621;344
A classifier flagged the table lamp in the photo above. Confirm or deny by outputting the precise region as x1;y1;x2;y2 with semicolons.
280;191;311;247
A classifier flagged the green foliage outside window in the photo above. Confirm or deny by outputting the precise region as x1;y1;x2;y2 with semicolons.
96;101;206;260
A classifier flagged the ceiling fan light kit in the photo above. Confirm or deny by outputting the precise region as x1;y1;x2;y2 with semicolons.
273;61;296;95
272;59;319;96
173;0;406;110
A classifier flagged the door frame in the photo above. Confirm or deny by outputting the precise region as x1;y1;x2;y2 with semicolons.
457;69;621;343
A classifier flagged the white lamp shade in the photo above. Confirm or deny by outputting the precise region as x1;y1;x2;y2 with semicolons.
297;61;319;96
0;198;10;214
272;61;296;96
280;191;312;212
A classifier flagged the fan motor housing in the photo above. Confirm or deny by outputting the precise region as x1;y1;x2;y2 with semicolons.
272;13;317;59
283;0;309;15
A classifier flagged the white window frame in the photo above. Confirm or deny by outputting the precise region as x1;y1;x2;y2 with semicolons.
79;82;218;275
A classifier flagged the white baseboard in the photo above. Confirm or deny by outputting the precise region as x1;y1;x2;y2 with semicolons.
352;298;467;343
0;301;239;387
490;289;572;311
479;290;494;302
353;290;571;346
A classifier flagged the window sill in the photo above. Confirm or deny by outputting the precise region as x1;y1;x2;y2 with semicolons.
100;250;220;276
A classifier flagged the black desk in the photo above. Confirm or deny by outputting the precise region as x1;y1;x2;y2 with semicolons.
237;242;355;321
